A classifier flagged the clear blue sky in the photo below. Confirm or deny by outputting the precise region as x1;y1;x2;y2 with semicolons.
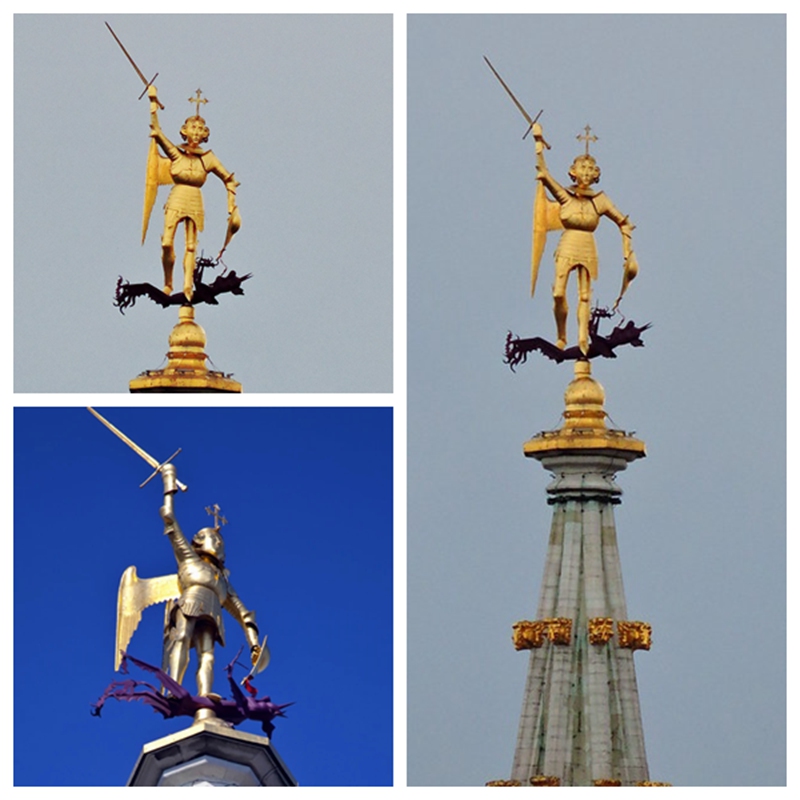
14;407;393;786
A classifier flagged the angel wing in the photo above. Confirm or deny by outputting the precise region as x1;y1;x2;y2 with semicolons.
531;181;563;297
115;566;180;670
141;139;174;244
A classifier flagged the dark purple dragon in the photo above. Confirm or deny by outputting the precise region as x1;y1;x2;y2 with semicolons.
91;649;292;738
504;306;651;371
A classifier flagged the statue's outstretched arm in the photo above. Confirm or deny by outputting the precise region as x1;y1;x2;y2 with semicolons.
160;464;193;561
147;85;180;160
533;124;568;203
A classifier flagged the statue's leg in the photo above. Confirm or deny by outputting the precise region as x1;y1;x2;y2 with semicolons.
194;624;215;697
552;263;569;349
577;266;591;356
161;218;178;296
168;608;195;688
183;221;197;302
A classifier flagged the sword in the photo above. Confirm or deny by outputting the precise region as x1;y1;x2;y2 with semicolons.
105;21;165;109
484;56;548;144
88;407;188;492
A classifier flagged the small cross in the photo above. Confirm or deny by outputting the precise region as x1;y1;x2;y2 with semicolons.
205;503;228;531
188;88;209;117
576;124;598;156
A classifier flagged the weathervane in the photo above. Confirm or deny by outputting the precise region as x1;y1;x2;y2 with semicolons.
485;57;644;362
106;21;250;392
88;408;270;725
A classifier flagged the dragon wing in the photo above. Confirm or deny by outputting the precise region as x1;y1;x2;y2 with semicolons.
531;181;563;297
141;138;174;244
115;566;180;671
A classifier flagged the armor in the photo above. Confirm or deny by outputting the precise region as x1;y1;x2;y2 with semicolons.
115;464;263;697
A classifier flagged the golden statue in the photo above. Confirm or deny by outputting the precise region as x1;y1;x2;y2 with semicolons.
484;57;640;357
87;407;268;699
114;464;268;698
532;122;638;355
143;85;241;301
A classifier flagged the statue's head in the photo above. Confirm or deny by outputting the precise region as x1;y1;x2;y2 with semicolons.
180;116;210;147
192;526;226;563
568;154;601;187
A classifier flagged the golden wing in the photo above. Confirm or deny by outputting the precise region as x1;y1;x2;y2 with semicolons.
531;181;563;297
115;566;180;670
141;139;174;244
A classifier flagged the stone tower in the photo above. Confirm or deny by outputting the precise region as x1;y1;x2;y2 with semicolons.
488;362;668;787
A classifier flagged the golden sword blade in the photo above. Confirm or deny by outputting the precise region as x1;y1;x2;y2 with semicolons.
88;407;188;492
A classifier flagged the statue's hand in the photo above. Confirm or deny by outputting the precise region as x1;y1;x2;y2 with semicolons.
250;645;261;665
624;253;639;281
228;206;242;235
147;84;159;100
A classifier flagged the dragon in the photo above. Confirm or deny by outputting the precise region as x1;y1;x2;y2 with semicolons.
114;256;251;313
504;307;651;371
91;649;292;738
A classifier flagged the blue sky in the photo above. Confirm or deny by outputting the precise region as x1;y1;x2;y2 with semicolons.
14;407;393;786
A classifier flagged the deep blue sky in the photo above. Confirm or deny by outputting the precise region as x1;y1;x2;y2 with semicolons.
14;407;393;786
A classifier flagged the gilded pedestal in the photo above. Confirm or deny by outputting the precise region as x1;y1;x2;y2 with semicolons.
129;306;242;393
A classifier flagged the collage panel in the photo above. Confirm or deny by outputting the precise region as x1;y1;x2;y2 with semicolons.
407;13;785;788
14;14;392;394
14;406;393;786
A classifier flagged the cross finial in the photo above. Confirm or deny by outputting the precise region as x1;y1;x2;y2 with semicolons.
205;503;228;531
577;124;598;156
188;88;209;117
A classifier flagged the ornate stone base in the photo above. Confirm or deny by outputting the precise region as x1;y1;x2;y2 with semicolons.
129;305;242;393
127;719;296;786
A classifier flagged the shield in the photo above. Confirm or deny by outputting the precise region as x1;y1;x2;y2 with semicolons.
141;138;174;244
531;181;563;297
241;635;271;685
115;565;180;670
218;205;242;260
614;251;640;309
